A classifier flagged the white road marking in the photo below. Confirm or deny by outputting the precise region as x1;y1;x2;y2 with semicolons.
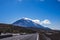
37;33;39;40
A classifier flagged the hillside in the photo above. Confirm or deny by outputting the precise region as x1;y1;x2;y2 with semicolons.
0;23;60;40
0;23;36;33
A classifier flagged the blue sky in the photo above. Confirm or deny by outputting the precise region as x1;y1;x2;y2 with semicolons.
0;0;60;30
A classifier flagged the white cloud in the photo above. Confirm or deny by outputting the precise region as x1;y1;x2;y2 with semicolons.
22;17;51;25
32;19;51;25
32;19;41;24
40;19;51;25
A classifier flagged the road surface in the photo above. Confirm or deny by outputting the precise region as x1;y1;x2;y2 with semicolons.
0;33;39;40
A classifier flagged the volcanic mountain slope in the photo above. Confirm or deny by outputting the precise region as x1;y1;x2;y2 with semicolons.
13;18;50;30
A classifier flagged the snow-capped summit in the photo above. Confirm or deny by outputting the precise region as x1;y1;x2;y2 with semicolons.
13;17;50;30
21;17;41;25
21;17;32;20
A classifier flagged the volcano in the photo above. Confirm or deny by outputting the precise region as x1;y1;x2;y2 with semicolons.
13;18;51;30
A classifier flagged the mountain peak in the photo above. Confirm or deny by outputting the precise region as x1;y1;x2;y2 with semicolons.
13;17;50;30
20;17;40;25
21;17;32;20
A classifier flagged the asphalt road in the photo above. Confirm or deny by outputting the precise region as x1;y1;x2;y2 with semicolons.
0;33;39;40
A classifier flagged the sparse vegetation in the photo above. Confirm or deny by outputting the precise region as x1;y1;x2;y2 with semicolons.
0;23;60;40
0;23;36;33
